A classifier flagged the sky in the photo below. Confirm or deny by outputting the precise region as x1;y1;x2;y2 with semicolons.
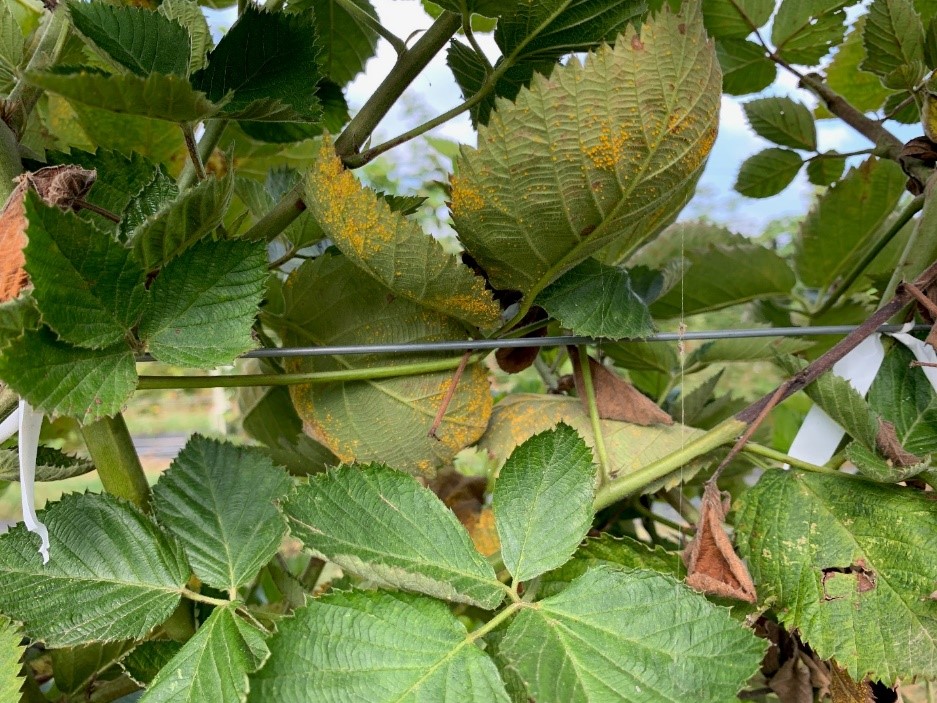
210;1;915;234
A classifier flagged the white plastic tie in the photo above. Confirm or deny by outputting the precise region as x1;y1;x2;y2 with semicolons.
888;323;937;393
16;401;49;563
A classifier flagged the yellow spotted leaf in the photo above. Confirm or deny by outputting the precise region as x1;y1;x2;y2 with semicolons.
451;1;720;298
303;137;501;330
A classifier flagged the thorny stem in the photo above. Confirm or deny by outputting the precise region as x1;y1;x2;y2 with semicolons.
709;384;787;485
178;119;228;191
428;350;472;438
577;347;612;483
181;123;207;182
813;194;925;318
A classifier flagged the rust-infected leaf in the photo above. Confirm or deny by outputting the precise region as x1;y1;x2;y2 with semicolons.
682;482;757;603
570;348;673;426
829;661;874;703
0;165;97;303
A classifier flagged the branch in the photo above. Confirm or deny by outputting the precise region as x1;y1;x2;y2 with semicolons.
334;11;461;160
177;119;227;190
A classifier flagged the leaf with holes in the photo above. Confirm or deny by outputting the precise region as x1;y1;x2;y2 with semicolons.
276;252;492;475
152;435;291;592
737;470;937;684
249;590;510;702
284;463;505;609
493;425;595;582
140;606;268;703
67;2;191;77
451;2;720;299
0;493;188;646
139;239;267;368
499;566;766;703
303;138;500;329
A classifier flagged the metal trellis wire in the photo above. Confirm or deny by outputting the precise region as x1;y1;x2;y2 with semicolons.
136;324;932;362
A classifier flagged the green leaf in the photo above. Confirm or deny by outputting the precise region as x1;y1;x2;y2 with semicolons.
744;97;817;150
131;170;234;269
0;619;22;703
23;193;147;349
480;395;705;495
500;566;766;702
493;425;596;582
868;343;937;456
303;138;501;329
0;445;94;482
845;440;929;482
702;0;773;38
452;2;720;298
67;2;191;77
0;327;136;423
651;243;796;317
121;641;182;686
795;157;906;290
0;0;23;96
52;641;133;695
821;17;893;115
0;493;188;647
152;435;291;592
288;0;378;86
158;0;212;74
191;5;322;122
284;463;505;609
141;606;268;703
537;259;654;339
862;0;926;81
539;534;682;598
734;148;803;198
139;239;266;368
27;70;222;122
0;296;37;348
249;590;510;702
278;252;492;474
687;333;813;367
806;152;846;185
240;385;338;476
737;470;937;683
495;0;646;61
772;0;851;65
118;166;179;241
716;39;777;95
605;339;678;373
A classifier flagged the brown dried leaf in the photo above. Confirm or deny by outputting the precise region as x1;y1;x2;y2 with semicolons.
768;647;813;703
0;165;98;303
570;348;673;426
463;507;500;557
495;308;548;374
682;482;757;603
876;419;923;467
830;661;874;703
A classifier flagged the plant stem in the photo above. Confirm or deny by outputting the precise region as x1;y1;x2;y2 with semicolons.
299;556;326;591
884;174;937;304
182;588;233;607
742;443;842;475
177;119;228;191
334;11;461;160
180;122;207;182
805;148;874;161
335;0;407;55
241;180;306;242
813;194;924;318
138;354;478;389
632;501;693;534
578;347;611;483
462;16;493;73
594;419;745;511
467;601;524;643
86;676;139;703
80;414;151;510
660;488;700;525
4;7;69;138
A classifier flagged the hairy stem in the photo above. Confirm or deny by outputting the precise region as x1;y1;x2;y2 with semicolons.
181;122;207;182
577;347;611;483
334;11;461;159
80;414;151;510
177;119;227;190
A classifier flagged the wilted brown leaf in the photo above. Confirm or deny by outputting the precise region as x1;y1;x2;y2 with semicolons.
683;482;757;602
768;649;813;703
570;348;673;426
875;420;922;467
